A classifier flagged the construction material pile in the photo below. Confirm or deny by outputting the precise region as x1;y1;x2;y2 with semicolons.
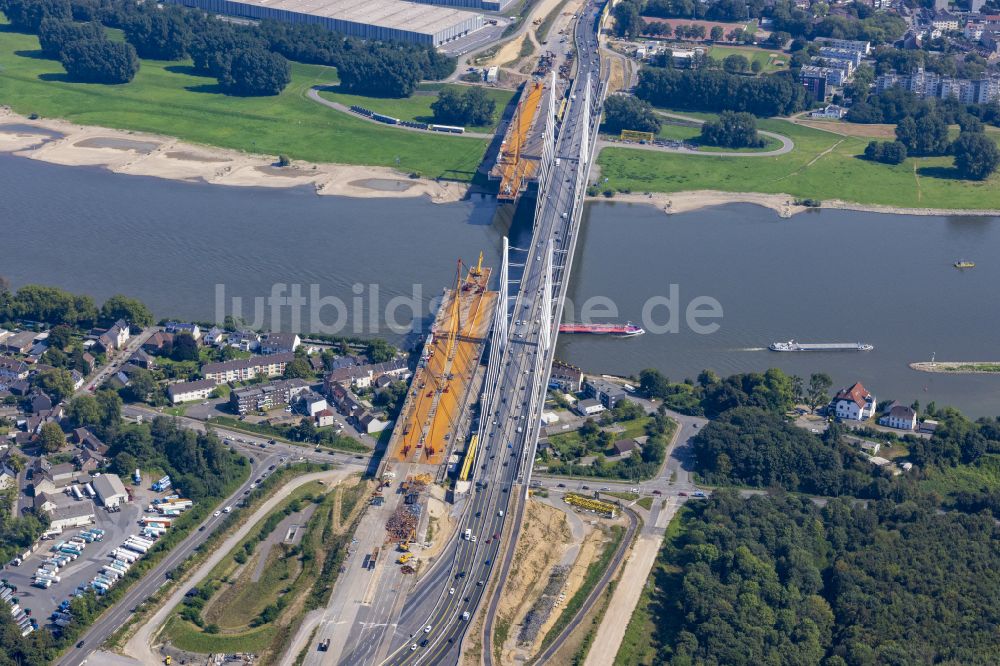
517;565;570;645
386;504;419;543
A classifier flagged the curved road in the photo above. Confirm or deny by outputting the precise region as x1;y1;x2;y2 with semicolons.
306;86;493;140
598;109;794;158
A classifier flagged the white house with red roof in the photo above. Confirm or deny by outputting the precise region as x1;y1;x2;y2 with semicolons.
831;382;876;421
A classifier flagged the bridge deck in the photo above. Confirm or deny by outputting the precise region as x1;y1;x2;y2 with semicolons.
388;268;496;467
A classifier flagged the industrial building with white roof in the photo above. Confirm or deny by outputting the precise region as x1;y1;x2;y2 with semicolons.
169;0;485;46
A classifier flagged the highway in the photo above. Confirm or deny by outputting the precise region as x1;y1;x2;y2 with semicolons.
56;408;366;666
379;2;609;664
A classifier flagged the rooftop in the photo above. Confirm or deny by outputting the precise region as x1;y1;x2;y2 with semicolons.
224;0;481;36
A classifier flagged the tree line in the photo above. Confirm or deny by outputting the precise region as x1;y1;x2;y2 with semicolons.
639;491;1000;664
2;0;455;96
430;86;497;127
0;283;152;329
636;66;809;117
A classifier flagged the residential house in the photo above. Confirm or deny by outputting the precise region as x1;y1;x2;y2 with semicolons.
860;440;881;455
918;419;939;434
128;349;157;370
142;331;174;355
259;332;301;354
878;403;917;430
70;369;84;390
75;448;104;472
358;412;390;434
327;381;364;419
323;358;410;391
8;379;30;396
315;409;337;428
29;393;53;414
575;398;605;416
93;473;128;508
229;378;310;415
203;326;227;346
0;466;16;491
612;439;641;458
309;355;326;373
167;379;217;405
164;322;202;341
550;360;583;392
81;352;96;372
297;391;328;417
1;330;38;354
98;320;130;352
73;427;108;454
0;357;30;382
226;330;260;352
831;382;876;421
37;460;77;488
202;353;295;384
585;378;626;409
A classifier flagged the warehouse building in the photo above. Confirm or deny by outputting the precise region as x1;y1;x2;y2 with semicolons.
168;0;485;47
413;0;514;12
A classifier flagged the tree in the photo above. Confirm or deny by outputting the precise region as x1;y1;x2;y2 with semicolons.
337;47;423;97
750;59;762;73
952;132;1000;181
639;368;672;400
700;111;764;148
4;0;71;31
219;47;290;96
38;17;104;58
283;357;311;379
35;367;75;403
894;112;949;156
710;25;724;41
722;53;750;73
863;140;907;165
366;339;396;363
123;9;190;60
100;294;153;328
60;38;139;84
47;324;73;350
602;94;661;134
807;372;833;413
430;87;497;126
40;421;66;452
122;368;157;403
612;0;643;37
67;394;102;428
171;332;200;362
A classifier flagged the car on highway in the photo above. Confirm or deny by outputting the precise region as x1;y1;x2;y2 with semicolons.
410;644;417;651
424;625;432;633
213;510;221;517
449;587;455;595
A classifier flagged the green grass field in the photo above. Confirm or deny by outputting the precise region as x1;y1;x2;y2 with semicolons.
0;19;489;180
598;117;1000;209
707;45;788;72
317;83;513;133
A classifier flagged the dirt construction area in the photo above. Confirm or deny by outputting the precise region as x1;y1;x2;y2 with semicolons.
487;496;617;663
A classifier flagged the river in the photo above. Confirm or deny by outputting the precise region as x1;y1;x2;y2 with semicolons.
3;155;998;415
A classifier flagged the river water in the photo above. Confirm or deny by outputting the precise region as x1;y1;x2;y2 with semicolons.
3;154;998;415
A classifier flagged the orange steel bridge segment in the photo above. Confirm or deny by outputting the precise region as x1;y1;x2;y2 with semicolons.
389;262;496;467
497;81;544;202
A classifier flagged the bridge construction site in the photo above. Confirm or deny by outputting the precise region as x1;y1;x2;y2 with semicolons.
491;74;558;205
386;254;497;471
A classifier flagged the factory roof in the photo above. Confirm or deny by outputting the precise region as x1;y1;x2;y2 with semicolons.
234;0;480;36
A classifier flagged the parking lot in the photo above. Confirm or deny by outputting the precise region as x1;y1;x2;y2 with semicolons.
1;484;176;624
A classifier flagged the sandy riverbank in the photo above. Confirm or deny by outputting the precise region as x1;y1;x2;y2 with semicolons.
588;190;1000;218
0;108;468;203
